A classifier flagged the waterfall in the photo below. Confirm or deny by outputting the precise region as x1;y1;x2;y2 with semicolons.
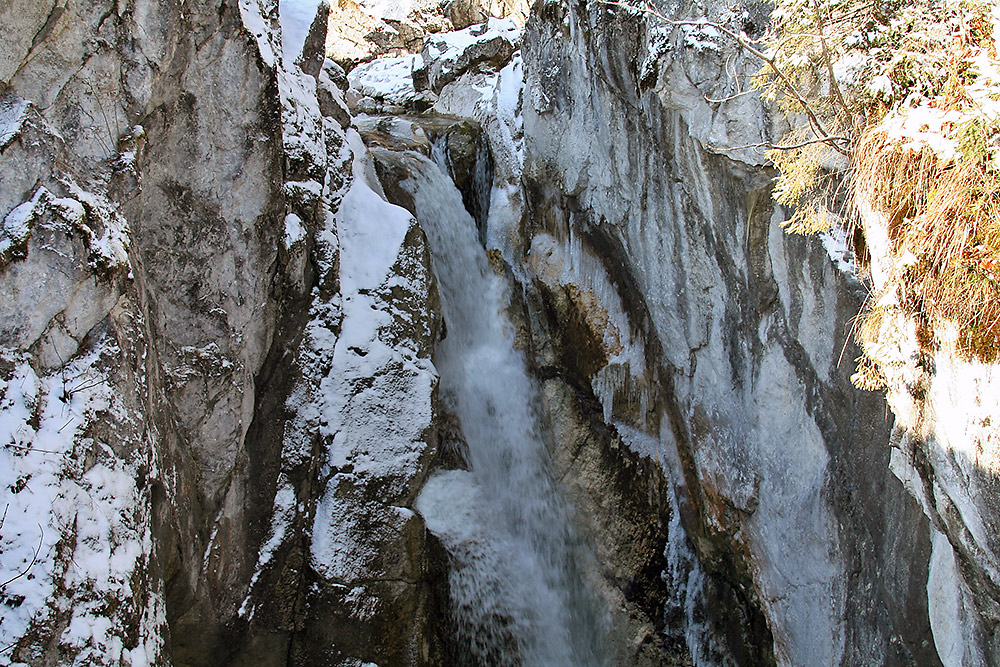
404;151;606;665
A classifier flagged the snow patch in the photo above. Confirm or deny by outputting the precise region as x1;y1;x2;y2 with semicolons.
818;223;858;277
881;103;962;159
0;95;30;150
283;212;306;249
238;0;279;68
682;21;722;52
0;340;158;665
279;0;324;68
423;18;521;91
336;130;414;294
424;17;521;63
0;190;45;258
348;55;422;106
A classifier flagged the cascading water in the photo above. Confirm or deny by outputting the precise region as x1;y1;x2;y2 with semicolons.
400;149;607;665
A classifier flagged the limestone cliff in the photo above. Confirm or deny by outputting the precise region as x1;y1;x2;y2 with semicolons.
859;207;1000;664
1;1;446;665
3;0;1000;665
340;1;940;662
509;2;941;664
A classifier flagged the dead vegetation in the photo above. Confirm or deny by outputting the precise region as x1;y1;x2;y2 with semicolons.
852;112;1000;374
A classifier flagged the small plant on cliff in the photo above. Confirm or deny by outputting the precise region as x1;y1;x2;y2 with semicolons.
846;2;1000;365
754;0;1000;370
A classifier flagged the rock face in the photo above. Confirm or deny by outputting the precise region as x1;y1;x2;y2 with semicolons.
1;1;447;665
3;0;999;665
326;0;530;64
511;1;942;664
860;210;1000;664
343;3;938;662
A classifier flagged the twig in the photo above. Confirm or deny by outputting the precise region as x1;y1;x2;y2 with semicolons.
704;89;755;103
768;135;851;150
597;0;852;154
4;443;62;454
0;524;44;589
67;377;104;395
812;0;852;119
707;135;851;153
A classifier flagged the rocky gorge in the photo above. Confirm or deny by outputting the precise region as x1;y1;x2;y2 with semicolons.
0;0;998;665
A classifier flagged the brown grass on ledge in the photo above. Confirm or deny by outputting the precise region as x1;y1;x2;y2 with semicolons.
852;127;1000;367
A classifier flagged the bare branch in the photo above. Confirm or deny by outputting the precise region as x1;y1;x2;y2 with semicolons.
596;0;852;155
4;442;62;454
704;89;756;103
811;0;853;119
1;524;44;589
769;135;851;150
706;135;851;154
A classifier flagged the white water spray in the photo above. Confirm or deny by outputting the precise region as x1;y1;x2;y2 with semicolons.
404;151;605;665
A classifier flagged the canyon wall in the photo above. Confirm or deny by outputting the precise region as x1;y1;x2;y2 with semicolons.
511;1;942;664
1;1;447;664
2;0;999;665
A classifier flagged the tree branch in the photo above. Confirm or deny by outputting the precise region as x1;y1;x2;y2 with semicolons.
596;0;852;155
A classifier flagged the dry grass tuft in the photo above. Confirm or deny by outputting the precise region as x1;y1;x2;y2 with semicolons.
851;352;887;391
852;128;1000;362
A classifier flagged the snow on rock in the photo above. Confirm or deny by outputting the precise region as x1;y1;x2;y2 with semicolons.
352;0;443;23
336;130;414;294
0;185;130;373
0;94;30;151
308;128;438;583
283;212;306;249
312;496;421;583
348;54;423;109
0;189;44;262
421;17;521;93
432;49;525;255
63;184;131;273
1;179;128;276
818;223;858;278
239;0;328;174
681;21;723;53
325;0;530;63
238;482;296;619
279;0;326;68
238;0;280;68
0;339;161;667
